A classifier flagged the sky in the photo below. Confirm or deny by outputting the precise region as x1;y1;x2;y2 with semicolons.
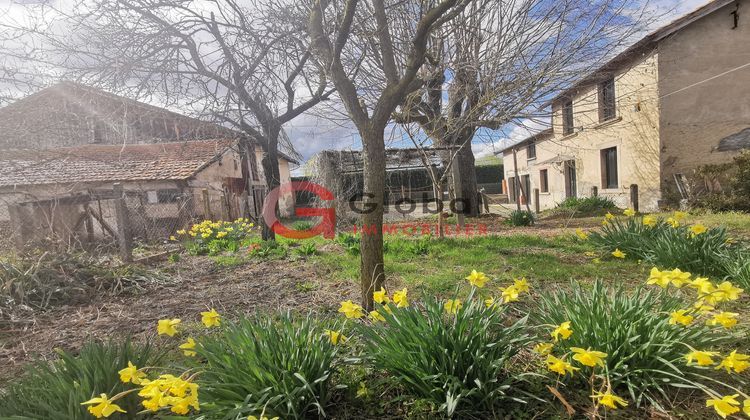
0;0;715;174
283;0;712;174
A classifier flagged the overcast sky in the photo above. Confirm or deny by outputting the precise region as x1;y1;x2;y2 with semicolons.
0;0;715;172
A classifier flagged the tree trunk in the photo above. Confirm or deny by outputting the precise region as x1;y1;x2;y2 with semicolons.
259;128;281;241
454;145;479;217
360;127;386;310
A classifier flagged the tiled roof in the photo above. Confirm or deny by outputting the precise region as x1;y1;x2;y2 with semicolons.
0;140;234;187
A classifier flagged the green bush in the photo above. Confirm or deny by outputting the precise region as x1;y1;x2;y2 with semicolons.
358;290;534;417
249;240;287;259
557;196;616;212
195;313;339;419
507;210;535;227
0;340;162;419
690;151;750;212
533;281;732;409
336;233;360;255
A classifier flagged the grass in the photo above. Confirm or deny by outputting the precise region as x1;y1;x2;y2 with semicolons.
314;233;644;298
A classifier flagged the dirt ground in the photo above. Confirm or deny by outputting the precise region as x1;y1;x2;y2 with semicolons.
0;252;360;384
0;214;603;384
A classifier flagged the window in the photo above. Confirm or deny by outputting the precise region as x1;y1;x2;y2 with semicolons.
539;169;549;193
601;147;618;189
562;99;574;135
599;78;616;122
527;142;536;160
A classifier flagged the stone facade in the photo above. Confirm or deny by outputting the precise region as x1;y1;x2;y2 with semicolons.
500;0;750;212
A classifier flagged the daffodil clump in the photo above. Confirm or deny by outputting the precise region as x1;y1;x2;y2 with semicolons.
175;218;254;255
339;271;534;417
534;269;747;417
587;211;750;287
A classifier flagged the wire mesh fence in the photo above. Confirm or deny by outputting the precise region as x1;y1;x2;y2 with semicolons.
0;183;262;258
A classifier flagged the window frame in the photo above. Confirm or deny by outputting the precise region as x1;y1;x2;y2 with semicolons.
539;169;549;193
600;147;619;189
527;141;536;160
599;78;617;122
562;99;574;135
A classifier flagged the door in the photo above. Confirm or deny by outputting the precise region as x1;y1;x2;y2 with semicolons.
565;160;577;198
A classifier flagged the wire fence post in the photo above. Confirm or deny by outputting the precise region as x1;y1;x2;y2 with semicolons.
113;183;133;262
534;188;540;214
630;184;639;213
202;189;212;220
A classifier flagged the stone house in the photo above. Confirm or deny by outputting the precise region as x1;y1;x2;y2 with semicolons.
498;0;750;212
0;82;297;244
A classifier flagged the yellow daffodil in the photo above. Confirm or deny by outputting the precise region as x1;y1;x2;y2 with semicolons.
575;228;589;240
685;350;719;366
373;287;390;304
688;277;714;295
484;297;495;307
605;212;615;220
716;350;750;374
623;208;636;217
176;229;186;235
673;211;688;221
667;217;679;228
369;310;385;323
706;394;740;419
513;277;530;294
647;267;671;288
157;319;181;337
744;399;750;417
694;299;716;314
667;268;691;288
81;394;126;418
708;312;739;329
118;361;146;384
592;391;628;409
338;300;365;318
169;235;177;241
392;288;409;308
669;310;694;326
689;224;707;236
571;347;607;367
465;270;489;288
444;299;463;314
201;308;221;328
546;355;578;376
601;220;610;227
179;337;197;357
324;329;348;345
500;285;520;303
611;248;626;259
714;281;743;301
642;216;657;227
551;321;573;341
533;342;554;356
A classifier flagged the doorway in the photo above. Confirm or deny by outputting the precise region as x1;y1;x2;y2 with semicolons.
565;160;577;198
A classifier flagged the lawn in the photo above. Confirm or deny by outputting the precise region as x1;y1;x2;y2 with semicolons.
1;212;749;419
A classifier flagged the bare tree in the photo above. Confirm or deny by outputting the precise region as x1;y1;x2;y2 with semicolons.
307;0;474;309
397;0;656;217
4;0;334;239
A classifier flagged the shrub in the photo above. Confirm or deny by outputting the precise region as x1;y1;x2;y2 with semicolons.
358;289;534;417
195;313;339;419
0;339;162;419
177;218;254;255
249;240;287;259
507;210;535;226
533;280;734;409
689;150;750;212
555;196;617;215
290;220;316;231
